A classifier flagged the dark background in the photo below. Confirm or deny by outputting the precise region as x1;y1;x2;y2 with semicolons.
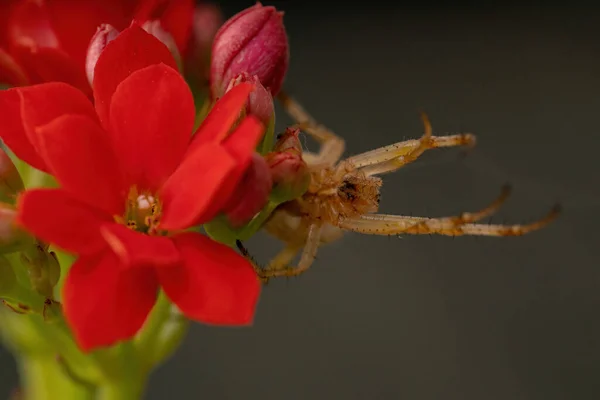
2;1;600;399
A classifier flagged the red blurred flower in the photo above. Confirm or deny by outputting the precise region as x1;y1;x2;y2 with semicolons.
0;25;263;351
0;0;194;94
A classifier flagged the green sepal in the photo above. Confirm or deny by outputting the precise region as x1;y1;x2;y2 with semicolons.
258;114;276;155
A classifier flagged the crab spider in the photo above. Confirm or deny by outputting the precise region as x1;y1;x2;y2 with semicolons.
237;92;560;282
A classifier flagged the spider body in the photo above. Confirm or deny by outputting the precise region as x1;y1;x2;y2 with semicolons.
238;92;560;281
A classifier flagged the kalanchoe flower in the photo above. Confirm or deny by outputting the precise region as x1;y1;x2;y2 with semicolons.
85;24;119;86
226;72;274;125
211;3;289;98
266;128;311;201
0;147;23;204
223;153;272;227
0;26;264;351
0;0;194;93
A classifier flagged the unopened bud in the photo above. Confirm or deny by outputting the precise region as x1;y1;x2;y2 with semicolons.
0;254;45;315
226;73;273;125
224;153;272;227
42;298;61;323
266;129;310;201
21;243;60;299
0;149;23;204
86;24;119;85
211;3;289;97
142;20;182;68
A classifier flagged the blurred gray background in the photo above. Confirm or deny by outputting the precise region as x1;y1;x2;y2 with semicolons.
2;1;600;399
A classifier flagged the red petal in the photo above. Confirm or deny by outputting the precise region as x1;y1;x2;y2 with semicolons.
5;1;90;93
159;143;237;231
157;232;260;325
11;46;91;95
196;116;265;222
108;63;194;191
223;115;265;159
45;0;130;66
134;0;195;54
0;82;96;172
100;223;180;268
16;189;111;256
34;115;124;215
186;82;253;151
0;48;28;86
6;0;59;50
0;2;17;49
63;251;159;351
93;24;178;128
0;89;46;171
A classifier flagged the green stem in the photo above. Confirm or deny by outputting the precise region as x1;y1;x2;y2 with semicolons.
238;200;279;240
135;291;171;362
95;379;146;400
259;114;276;155
135;291;189;370
17;354;95;400
30;314;103;383
148;310;188;368
95;343;147;400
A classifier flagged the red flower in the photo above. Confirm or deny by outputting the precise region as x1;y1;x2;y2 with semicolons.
0;0;194;94
0;25;263;351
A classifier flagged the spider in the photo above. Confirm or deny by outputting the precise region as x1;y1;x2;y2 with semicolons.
237;92;560;282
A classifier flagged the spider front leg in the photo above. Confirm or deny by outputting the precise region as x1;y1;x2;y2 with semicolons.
237;222;324;282
336;185;559;237
277;91;345;168
345;113;476;176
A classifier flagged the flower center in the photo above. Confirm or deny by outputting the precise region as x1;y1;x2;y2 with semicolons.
116;186;164;235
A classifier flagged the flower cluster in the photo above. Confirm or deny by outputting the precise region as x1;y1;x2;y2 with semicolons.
0;5;558;397
0;1;294;353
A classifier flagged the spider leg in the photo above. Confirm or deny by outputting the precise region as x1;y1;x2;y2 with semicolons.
277;91;345;168
336;186;559;237
344;113;475;176
261;223;323;278
238;223;324;282
235;240;270;283
267;244;304;271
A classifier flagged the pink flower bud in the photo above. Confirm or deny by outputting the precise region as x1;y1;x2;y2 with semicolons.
0;148;23;204
265;129;310;201
211;3;289;98
142;20;182;67
224;153;272;227
85;24;119;85
226;73;273;125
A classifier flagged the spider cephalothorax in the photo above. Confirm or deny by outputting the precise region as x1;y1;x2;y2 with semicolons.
282;165;382;224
